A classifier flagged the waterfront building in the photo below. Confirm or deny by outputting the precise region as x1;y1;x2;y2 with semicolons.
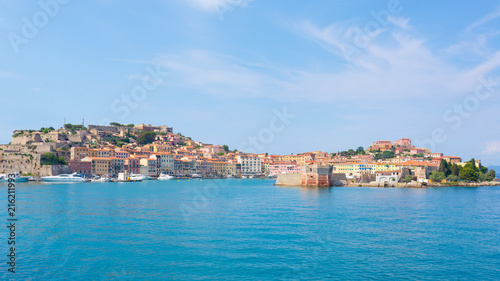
68;161;91;176
237;155;262;176
140;158;157;176
269;162;301;176
70;147;89;161
82;157;112;176
124;157;140;174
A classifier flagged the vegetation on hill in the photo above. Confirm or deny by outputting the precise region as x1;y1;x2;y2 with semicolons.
64;124;86;130
136;132;157;145
332;146;365;158
374;150;395;161
41;152;67;165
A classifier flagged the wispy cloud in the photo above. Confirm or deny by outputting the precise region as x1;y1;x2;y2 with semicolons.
142;15;500;105
185;0;253;13
483;141;500;156
466;5;500;32
128;74;166;86
0;70;19;80
388;16;411;30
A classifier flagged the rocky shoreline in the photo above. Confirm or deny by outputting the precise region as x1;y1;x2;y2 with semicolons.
346;181;500;188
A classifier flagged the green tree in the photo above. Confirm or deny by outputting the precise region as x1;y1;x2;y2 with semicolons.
478;163;488;174
136;131;157;145
110;122;123;126
356;146;365;154
223;145;230;152
439;159;451;176
217;152;224;156
479;172;488;182
446;174;459;182
450;164;462;176
459;166;479;182
403;175;413;183
41;153;67;165
486;169;496;181
464;158;479;172
429;170;446;181
374;151;395;161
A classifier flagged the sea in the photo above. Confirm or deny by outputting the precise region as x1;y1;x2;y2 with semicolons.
2;179;500;280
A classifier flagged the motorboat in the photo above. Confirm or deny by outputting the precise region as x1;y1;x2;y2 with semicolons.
99;176;111;182
117;173;142;182
0;172;29;182
42;173;87;182
130;174;152;181
191;174;202;178
158;173;174;180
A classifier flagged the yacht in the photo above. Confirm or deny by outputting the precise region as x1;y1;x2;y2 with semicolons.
191;174;202;178
130;174;152;181
158;173;174;180
42;173;87;182
0;172;29;183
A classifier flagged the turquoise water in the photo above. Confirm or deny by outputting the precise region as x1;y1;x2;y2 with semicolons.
2;179;500;280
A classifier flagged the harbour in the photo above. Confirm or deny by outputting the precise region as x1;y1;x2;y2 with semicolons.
4;179;500;280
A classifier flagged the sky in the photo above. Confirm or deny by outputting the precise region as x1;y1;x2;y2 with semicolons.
1;0;500;165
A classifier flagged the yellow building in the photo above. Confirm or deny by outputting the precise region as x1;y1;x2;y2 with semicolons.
375;164;399;172
82;157;112;175
212;161;228;176
70;147;89;161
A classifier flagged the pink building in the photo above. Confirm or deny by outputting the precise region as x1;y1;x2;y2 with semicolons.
125;158;140;174
269;162;301;176
69;161;91;176
394;138;411;147
410;148;429;155
167;134;181;144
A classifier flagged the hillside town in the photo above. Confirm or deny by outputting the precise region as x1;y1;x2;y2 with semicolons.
0;123;497;185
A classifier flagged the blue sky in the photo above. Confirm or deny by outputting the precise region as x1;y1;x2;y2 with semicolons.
1;0;500;165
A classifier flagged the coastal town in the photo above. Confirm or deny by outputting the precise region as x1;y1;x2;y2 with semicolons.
0;123;497;186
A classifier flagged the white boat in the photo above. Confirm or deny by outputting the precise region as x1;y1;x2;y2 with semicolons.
42;173;87;182
117;173;142;182
241;176;247;179
0;172;29;183
191;174;202;178
99;176;111;182
226;175;233;178
158;173;174;180
130;174;152;181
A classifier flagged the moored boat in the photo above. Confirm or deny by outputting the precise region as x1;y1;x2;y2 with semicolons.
158;173;174;180
42;173;87;182
0;172;30;182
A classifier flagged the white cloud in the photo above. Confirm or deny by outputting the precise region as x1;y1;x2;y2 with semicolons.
139;15;500;105
466;5;500;32
186;0;253;13
483;141;500;156
128;74;166;86
0;70;19;80
293;21;500;101
388;16;411;29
